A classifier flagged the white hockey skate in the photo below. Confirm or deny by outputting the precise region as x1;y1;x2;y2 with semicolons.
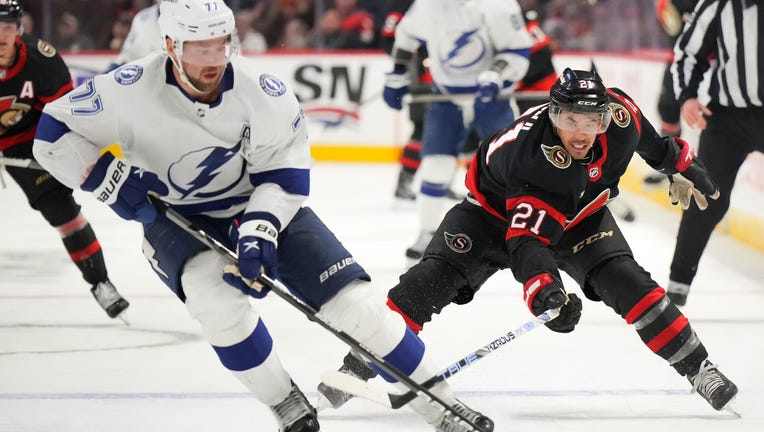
271;382;319;432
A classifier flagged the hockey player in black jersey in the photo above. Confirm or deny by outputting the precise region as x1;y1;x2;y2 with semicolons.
320;67;738;414
0;0;128;321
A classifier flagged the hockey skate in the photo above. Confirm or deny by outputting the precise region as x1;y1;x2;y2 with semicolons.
688;360;738;411
642;172;669;191
406;230;434;261
271;381;320;432
434;399;494;432
316;352;377;410
91;280;130;323
395;170;417;200
666;280;691;306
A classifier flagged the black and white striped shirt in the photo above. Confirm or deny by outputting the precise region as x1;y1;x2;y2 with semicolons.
672;0;762;108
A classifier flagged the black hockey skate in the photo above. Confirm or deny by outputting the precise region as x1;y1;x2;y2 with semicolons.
90;280;129;321
688;360;738;411
406;230;434;261
434;399;494;432
271;381;320;432
395;170;417;200
316;352;377;409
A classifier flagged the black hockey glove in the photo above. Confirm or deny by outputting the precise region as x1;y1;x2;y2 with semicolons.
523;273;583;333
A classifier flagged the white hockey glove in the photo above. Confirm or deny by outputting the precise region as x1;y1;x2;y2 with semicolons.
669;173;720;211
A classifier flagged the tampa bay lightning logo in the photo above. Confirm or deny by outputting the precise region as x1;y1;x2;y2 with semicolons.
259;74;287;97
440;29;486;69
167;140;246;199
113;65;143;85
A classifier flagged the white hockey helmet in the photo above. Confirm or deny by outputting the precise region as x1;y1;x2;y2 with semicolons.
158;0;235;53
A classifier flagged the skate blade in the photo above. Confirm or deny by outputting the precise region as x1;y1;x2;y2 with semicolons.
723;399;742;418
115;311;130;326
314;394;333;412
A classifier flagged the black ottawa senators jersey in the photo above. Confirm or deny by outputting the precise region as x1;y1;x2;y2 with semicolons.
0;34;73;151
465;88;672;261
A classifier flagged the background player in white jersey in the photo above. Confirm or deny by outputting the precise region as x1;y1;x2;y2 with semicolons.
106;0;162;71
382;0;534;260
32;1;491;431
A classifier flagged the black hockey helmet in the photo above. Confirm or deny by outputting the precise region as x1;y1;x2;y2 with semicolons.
0;0;22;24
549;67;611;134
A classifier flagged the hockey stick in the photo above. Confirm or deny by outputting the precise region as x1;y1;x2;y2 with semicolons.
321;306;560;409
0;156;45;170
148;196;491;432
405;90;548;104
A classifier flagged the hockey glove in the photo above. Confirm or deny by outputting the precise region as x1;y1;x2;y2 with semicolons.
222;264;270;299
475;70;502;103
235;216;279;282
664;137;720;211
523;273;583;333
81;152;168;223
383;64;411;110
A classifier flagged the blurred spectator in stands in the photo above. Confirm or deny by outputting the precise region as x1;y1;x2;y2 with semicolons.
235;9;267;52
51;12;95;52
335;0;375;48
104;10;133;51
278;17;309;49
256;0;314;48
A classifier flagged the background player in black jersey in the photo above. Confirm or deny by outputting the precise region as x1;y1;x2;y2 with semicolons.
0;0;128;321
320;67;738;414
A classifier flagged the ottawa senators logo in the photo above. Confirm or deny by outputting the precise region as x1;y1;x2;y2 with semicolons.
37;40;57;57
444;232;472;254
610;103;631;128
0;96;31;134
541;144;571;169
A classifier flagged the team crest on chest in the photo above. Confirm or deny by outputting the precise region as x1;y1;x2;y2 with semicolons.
0;96;31;133
113;65;143;85
444;232;473;254
541;144;572;169
610;103;631;127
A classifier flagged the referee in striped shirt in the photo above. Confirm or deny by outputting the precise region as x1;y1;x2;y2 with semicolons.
667;0;763;305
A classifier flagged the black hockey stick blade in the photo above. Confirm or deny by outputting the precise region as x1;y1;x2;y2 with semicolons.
322;307;561;409
149;195;491;432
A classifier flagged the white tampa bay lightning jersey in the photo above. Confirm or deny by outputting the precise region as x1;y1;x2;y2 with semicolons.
34;52;310;226
394;0;533;92
117;4;163;64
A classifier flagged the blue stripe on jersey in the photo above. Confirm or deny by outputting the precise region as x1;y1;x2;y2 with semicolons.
211;318;273;371
240;211;281;231
249;168;309;196
497;47;530;59
35;112;72;143
373;327;425;383
172;195;251;215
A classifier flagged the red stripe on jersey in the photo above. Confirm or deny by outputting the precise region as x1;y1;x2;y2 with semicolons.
3;38;28;81
0;127;36;151
69;240;102;262
387;297;422;333
625;287;665;324
607;90;642;136
39;80;74;104
564;189;611;232
647;315;689;353
465;159;507;222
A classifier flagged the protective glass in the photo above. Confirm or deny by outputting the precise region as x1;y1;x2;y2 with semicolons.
549;104;611;134
181;37;233;66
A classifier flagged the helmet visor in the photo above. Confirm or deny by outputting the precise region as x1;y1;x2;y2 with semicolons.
181;37;233;66
549;104;611;134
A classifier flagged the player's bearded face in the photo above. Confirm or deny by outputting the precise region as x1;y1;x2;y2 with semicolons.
550;108;609;160
179;37;231;91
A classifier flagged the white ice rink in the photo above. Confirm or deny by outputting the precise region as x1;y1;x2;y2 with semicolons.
1;162;762;432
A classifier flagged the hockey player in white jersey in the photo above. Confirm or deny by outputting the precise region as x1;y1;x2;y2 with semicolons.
106;0;162;71
33;1;493;431
382;0;534;260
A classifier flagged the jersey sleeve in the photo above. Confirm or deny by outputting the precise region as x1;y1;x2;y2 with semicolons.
239;73;311;230
33;75;122;189
392;0;427;52
30;38;73;103
483;0;533;81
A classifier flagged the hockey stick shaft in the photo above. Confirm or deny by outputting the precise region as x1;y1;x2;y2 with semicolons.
0;156;45;170
322;307;560;409
149;196;490;432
